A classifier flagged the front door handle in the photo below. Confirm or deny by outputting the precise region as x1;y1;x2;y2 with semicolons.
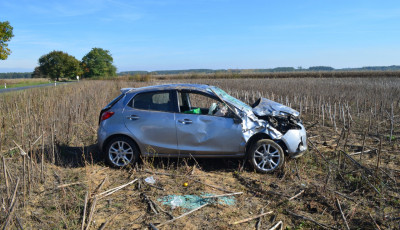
127;115;140;120
178;119;192;124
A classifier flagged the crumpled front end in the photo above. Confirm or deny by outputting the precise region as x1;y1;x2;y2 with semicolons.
280;123;307;158
239;108;282;143
239;97;307;158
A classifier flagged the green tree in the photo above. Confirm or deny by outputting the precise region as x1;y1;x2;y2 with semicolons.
38;51;81;81
0;21;14;60
81;48;117;78
31;66;44;78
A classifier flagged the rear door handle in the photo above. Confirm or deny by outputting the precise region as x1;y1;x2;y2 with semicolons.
178;119;192;124
127;115;140;120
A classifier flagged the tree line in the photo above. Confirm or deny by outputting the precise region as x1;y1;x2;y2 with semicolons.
0;72;32;79
32;48;117;81
119;65;400;76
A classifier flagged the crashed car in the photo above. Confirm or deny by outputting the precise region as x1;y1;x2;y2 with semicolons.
97;84;307;173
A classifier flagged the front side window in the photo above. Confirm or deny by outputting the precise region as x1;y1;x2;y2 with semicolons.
132;91;174;112
178;91;231;117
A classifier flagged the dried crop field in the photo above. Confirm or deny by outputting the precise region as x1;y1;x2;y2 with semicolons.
0;77;399;229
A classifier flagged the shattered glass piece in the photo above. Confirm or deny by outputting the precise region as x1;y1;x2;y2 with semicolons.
158;193;236;211
170;196;183;209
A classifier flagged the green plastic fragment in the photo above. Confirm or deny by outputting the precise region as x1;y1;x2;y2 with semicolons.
183;108;201;114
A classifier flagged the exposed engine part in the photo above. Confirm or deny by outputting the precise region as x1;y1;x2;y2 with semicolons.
257;114;301;134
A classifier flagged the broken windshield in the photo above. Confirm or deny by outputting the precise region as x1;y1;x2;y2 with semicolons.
209;86;252;112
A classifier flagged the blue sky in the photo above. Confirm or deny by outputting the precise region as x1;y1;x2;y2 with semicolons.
0;0;400;72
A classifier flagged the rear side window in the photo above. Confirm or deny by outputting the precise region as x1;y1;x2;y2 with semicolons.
131;91;175;112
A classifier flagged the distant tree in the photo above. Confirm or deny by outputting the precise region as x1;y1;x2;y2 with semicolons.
308;66;334;71
272;67;295;72
0;21;14;60
38;51;81;81
81;48;117;78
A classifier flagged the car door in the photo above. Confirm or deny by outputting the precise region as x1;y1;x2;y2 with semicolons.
175;90;244;156
123;90;178;155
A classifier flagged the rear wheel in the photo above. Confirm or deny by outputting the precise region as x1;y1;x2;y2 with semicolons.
249;139;284;173
104;136;139;167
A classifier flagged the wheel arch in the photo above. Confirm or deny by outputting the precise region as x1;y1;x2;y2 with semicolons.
102;134;141;155
245;132;288;155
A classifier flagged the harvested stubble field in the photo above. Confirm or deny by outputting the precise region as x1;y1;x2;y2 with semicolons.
0;77;399;229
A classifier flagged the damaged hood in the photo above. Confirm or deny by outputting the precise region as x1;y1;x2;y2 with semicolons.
252;98;299;117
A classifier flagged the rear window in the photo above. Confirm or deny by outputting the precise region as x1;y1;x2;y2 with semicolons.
104;93;124;110
131;91;174;112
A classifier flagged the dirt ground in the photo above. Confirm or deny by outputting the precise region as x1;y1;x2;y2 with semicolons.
1;118;397;230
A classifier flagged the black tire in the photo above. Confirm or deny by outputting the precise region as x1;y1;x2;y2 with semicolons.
248;139;284;173
104;136;139;168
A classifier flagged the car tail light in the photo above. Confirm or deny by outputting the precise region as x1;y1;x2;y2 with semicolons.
100;111;115;121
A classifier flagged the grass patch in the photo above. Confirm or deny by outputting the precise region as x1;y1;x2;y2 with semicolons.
1;80;50;89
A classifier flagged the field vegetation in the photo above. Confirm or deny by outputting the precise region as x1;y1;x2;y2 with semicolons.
0;78;50;89
0;76;399;229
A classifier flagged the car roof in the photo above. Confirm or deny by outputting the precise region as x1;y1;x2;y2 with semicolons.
123;84;213;94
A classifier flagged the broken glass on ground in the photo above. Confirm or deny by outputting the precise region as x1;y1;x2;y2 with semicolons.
158;193;236;211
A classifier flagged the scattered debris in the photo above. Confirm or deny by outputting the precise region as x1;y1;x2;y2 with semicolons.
144;176;156;184
158;193;237;210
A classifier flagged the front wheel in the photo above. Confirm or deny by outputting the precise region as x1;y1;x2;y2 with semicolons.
104;136;139;167
249;139;284;173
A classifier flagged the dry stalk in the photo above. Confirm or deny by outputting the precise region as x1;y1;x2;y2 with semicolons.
360;129;367;162
256;207;264;230
145;182;165;191
201;192;243;199
156;202;209;228
95;178;138;199
369;213;381;230
268;221;283;230
57;181;87;189
141;193;158;214
41;130;44;183
3;156;10;198
98;211;120;230
286;209;336;229
12;140;27;156
81;191;89;230
376;136;382;174
149;223;159;230
142;193;174;219
93;177;107;194
336;198;350;230
85;197;97;230
350;149;376;156
288;190;304;201
231;211;273;225
3;178;20;230
340;150;381;194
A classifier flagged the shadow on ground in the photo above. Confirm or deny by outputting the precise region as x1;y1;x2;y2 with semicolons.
56;144;102;167
55;144;252;173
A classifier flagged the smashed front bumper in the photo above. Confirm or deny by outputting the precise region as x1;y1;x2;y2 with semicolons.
280;123;307;158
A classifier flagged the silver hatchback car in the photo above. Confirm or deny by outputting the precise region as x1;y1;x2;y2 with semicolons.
97;84;307;173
